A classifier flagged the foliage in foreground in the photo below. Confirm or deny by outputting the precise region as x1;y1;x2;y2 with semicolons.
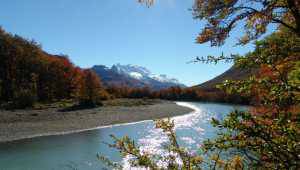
100;29;300;170
101;0;300;168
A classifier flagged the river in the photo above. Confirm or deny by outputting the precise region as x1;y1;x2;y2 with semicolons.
0;102;246;170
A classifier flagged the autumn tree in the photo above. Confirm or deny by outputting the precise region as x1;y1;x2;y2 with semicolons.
192;0;300;46
139;0;300;44
79;69;106;106
102;0;300;169
0;28;43;107
0;27;108;108
200;28;300;169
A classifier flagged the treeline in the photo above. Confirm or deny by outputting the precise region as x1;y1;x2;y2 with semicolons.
0;27;109;108
106;85;250;104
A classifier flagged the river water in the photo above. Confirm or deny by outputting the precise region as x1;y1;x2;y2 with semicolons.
0;102;245;170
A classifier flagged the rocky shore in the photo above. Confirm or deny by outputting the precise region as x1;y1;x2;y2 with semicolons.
0;99;193;142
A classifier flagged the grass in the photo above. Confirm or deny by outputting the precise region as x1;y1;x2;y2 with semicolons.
0;98;162;111
103;98;162;107
33;99;75;110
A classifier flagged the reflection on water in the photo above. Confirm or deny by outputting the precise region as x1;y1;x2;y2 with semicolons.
0;102;245;170
122;102;245;169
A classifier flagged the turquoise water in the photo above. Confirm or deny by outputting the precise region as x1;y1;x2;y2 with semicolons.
0;102;245;170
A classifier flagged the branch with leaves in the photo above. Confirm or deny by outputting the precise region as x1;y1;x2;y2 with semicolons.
193;0;300;46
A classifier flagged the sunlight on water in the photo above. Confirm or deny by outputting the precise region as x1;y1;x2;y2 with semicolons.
122;102;216;169
121;102;247;169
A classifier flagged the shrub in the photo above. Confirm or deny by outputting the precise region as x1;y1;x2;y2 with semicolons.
12;88;37;109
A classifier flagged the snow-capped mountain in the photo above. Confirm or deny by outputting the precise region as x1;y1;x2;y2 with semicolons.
150;74;180;84
111;64;151;77
92;64;186;90
111;64;184;86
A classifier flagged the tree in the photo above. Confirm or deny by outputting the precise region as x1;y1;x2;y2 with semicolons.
102;0;300;169
194;0;300;46
139;0;300;45
79;69;104;106
101;26;299;170
12;73;38;108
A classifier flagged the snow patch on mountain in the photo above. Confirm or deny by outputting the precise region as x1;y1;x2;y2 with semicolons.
150;74;180;84
112;64;182;85
129;72;143;79
113;64;151;77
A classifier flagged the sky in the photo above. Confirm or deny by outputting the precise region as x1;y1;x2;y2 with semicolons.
0;0;258;86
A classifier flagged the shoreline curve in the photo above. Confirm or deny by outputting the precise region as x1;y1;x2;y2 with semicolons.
0;101;195;143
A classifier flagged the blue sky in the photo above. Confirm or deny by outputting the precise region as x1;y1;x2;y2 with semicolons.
0;0;258;86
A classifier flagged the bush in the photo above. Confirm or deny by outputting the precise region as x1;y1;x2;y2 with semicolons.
98;90;112;100
12;88;37;109
79;97;103;107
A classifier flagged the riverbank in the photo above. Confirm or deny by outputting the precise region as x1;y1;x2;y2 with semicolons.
0;99;193;143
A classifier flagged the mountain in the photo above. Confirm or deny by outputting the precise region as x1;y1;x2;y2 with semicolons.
197;66;257;90
92;64;186;90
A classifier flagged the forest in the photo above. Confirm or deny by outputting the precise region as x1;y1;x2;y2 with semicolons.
0;27;112;108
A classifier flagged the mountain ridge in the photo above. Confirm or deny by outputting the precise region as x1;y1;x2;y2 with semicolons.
196;65;257;90
92;64;186;90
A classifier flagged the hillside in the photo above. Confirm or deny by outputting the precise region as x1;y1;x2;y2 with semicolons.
197;66;257;90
